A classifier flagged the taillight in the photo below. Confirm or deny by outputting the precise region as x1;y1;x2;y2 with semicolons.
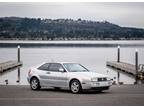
28;69;31;76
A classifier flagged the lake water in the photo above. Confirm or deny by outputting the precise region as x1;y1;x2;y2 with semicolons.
0;40;144;85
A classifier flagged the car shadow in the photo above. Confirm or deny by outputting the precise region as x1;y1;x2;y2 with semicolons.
38;87;71;93
37;87;111;95
82;90;111;95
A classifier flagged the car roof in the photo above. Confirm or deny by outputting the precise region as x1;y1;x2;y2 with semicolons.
34;62;80;68
43;62;78;64
33;62;84;69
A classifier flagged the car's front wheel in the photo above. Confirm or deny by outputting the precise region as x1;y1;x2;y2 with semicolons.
70;80;82;94
30;77;41;90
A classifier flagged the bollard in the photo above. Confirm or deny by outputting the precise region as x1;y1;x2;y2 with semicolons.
117;45;120;62
17;45;20;62
135;49;138;84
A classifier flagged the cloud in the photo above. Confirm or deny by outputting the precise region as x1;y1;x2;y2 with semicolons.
0;2;144;28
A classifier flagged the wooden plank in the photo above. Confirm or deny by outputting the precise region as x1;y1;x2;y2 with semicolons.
106;61;136;75
0;61;22;73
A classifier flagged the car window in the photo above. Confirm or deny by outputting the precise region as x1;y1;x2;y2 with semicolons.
38;63;50;71
48;63;65;72
63;63;89;72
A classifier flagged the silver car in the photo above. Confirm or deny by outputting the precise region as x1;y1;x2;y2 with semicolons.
27;62;112;93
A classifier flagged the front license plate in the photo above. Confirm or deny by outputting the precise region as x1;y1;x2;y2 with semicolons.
93;81;110;86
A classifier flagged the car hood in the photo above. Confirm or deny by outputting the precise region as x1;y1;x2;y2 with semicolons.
68;71;108;79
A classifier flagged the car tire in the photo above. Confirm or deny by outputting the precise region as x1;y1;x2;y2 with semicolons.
70;80;82;94
54;87;60;90
30;77;41;90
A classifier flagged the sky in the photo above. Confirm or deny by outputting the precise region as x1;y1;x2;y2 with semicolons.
0;2;144;28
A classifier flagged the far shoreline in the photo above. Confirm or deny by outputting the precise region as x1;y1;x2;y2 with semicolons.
0;40;144;48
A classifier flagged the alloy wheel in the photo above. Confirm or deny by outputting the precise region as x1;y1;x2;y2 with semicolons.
70;80;82;93
30;78;40;90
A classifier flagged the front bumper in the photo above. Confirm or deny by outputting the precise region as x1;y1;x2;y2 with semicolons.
91;86;110;91
82;81;112;90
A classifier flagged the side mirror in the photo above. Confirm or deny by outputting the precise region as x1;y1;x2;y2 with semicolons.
59;68;65;72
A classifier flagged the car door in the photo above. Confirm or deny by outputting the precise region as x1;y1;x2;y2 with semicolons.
47;63;68;87
37;63;52;86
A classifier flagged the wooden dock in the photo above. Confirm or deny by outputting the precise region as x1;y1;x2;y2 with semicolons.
0;61;22;73
107;61;136;75
106;61;144;79
106;46;144;83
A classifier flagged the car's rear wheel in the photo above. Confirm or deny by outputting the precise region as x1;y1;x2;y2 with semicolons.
30;77;41;90
70;80;82;94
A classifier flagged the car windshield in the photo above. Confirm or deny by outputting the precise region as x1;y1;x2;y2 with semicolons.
63;63;89;72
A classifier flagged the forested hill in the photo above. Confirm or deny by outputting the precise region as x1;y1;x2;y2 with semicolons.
0;17;144;40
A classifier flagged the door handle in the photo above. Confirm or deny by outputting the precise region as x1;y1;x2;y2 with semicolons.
46;72;51;74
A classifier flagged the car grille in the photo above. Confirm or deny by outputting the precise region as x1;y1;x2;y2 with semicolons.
98;77;107;82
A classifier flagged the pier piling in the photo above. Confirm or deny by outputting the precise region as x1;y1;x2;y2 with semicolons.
17;45;21;83
135;49;138;84
117;45;120;62
17;45;20;63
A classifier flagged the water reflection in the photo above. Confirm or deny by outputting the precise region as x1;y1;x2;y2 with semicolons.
106;67;135;84
117;72;120;84
0;66;22;85
16;67;20;83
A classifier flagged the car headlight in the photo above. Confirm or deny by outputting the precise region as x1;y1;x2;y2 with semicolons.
91;77;98;82
107;77;112;81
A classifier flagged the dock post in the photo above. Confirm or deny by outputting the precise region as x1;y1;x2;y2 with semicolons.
135;49;138;84
117;45;120;62
17;45;20;62
17;45;21;83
